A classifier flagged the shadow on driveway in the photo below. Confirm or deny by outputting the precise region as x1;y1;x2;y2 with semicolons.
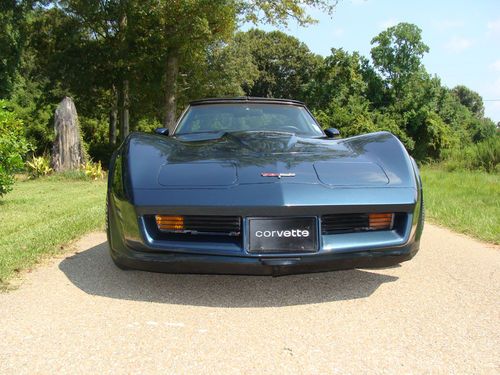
59;241;399;307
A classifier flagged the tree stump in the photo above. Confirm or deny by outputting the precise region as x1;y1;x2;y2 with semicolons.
51;97;86;172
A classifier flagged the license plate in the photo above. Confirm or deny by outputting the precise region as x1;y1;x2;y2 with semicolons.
248;217;318;253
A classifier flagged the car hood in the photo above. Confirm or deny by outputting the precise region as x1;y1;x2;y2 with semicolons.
126;131;415;190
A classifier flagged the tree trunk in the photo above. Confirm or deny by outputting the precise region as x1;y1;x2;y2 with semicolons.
109;85;118;145
120;79;129;140
109;110;117;145
163;51;179;133
118;11;129;141
51;96;86;172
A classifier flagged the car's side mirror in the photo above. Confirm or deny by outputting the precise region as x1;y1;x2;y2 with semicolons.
324;128;340;138
155;127;169;136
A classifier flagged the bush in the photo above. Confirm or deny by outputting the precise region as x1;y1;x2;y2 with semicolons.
442;136;500;173
26;155;53;178
88;142;115;169
0;100;31;197
83;160;104;180
313;102;415;152
136;117;162;133
409;110;458;161
80;116;109;145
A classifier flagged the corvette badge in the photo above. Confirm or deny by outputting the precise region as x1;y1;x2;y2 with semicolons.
261;172;296;178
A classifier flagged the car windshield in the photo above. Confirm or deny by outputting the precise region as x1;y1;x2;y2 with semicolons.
175;103;324;137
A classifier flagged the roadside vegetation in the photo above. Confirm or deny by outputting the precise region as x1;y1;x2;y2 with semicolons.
440;137;499;174
0;100;30;197
421;166;499;244
0;175;106;287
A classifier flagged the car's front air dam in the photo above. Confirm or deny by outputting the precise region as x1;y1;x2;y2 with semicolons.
109;240;420;276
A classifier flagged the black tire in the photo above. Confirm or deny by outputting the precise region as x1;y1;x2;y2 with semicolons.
416;191;425;240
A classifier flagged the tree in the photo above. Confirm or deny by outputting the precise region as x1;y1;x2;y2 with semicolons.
368;23;464;160
0;100;30;197
8;4;121;154
0;1;26;98
370;23;429;100
51;0;133;141
130;0;340;132
360;56;387;108
468;117;497;143
238;0;337;27
179;38;259;104
126;0;237;132
237;29;322;100
452;85;484;118
305;48;367;109
36;0;339;136
140;0;338;132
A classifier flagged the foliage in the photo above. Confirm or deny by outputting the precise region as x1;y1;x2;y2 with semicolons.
370;22;429;99
82;160;105;180
410;110;459;161
239;0;337;27
135;118;162;134
178;38;259;107
1;4;498;169
305;48;367;108
238;29;322;100
0;1;31;98
313;97;375;136
0;100;31;197
441;136;500;173
468;117;497;143
0;175;106;286
87;142;115;169
370;110;415;150
26;155;52;178
25;0;339;133
421;166;500;244
313;102;415;151
451;85;484;118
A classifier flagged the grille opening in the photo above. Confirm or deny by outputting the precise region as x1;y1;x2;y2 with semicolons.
322;213;404;235
145;215;242;244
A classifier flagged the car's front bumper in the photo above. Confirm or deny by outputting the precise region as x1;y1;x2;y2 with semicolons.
110;239;419;276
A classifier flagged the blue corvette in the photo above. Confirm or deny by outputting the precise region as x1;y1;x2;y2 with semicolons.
107;97;424;275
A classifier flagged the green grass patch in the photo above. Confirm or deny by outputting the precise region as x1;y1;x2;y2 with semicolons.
421;166;499;244
0;175;106;286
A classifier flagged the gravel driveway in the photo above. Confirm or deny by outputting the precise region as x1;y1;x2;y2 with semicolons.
0;223;498;374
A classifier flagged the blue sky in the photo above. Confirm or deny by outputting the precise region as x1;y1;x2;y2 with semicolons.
242;0;500;122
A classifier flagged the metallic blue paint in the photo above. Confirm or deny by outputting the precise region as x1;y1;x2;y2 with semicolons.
107;98;424;275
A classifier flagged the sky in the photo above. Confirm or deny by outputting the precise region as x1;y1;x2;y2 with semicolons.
242;0;500;122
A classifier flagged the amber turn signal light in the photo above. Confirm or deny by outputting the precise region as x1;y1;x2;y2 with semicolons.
155;215;185;231
368;213;394;230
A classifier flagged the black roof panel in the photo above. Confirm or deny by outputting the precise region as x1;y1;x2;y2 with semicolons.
189;97;305;106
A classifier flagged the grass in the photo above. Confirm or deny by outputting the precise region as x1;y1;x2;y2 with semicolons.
0;174;106;286
421;166;500;244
